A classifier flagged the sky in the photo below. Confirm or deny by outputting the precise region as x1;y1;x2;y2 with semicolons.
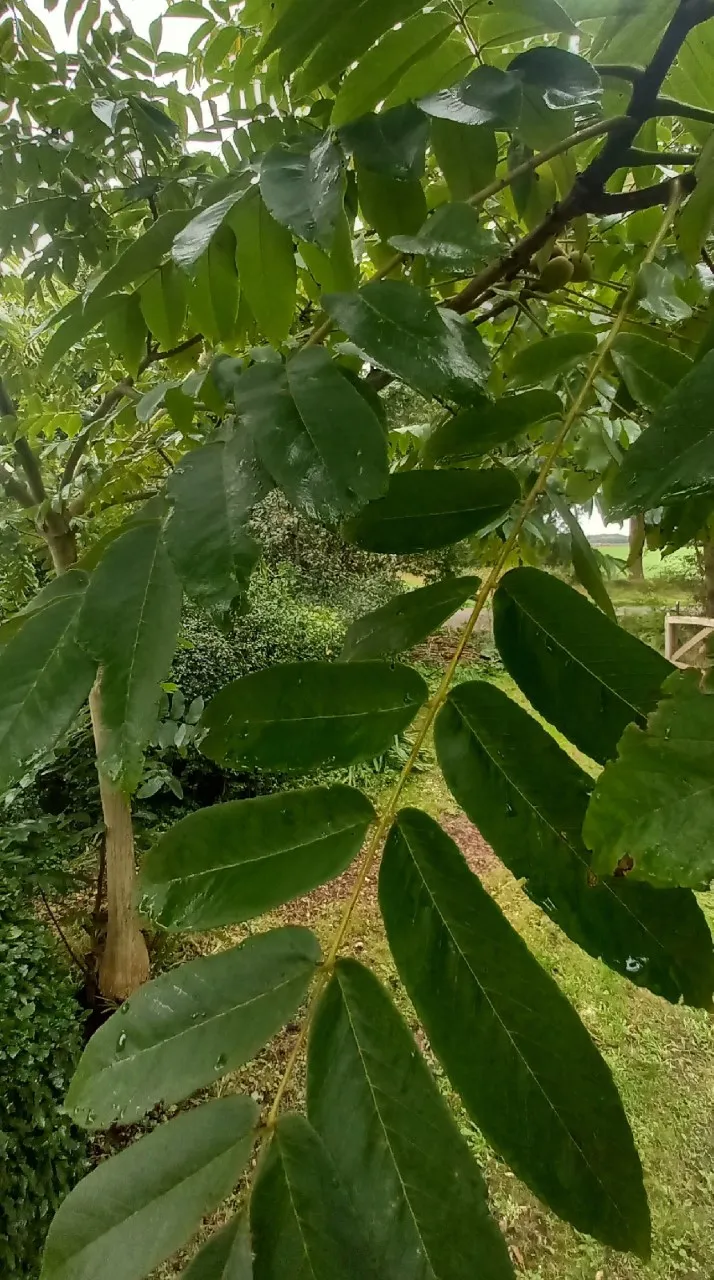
29;0;620;535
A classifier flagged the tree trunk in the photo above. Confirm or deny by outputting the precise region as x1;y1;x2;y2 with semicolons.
628;515;645;580
47;522;150;999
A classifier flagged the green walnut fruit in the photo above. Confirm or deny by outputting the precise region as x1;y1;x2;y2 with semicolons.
570;251;593;282
536;255;574;293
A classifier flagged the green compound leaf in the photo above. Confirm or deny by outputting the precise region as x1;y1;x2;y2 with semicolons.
493;567;672;763
343;468;519;553
66;927;321;1127
140;785;375;930
251;1113;376;1279
340;574;480;660
379;808;651;1258
40;1096;258;1280
436;679;714;1008
201;660;427;772
323;280;490;404
308;958;514;1279
586;670;714;891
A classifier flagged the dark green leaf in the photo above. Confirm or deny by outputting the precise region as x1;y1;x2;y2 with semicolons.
229;190;296;347
431;120;498;201
675;133;714;263
172;190;247;271
478;0;578;43
331;12;455;127
635;262;692;325
103;293;147;379
586;670;714;890
181;1215;252;1279
165;436;264;610
340;574;480;660
140;262;188;351
308;959;514;1279
323;280;490;404
140;785;374;931
39;293;122;374
356;166;428;240
390;202;500;271
201;660;427;772
610;350;714;516
509;331;597;386
424;390;561;464
251;1113;375;1280
78;521;183;792
493;567;672;763
234;348;388;522
611;333;692;412
66;927;321;1127
89;210;193;303
0;593;96;791
40;1096;258;1280
436;680;714;1007
419;66;522;127
379;808;651;1257
0;568;88;647
343;468;519;553
285;0;428;96
508;47;601;109
551;494;615;618
260;135;345;250
339;104;429;181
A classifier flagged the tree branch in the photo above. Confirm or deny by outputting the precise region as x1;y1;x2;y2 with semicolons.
589;172;695;213
14;437;47;503
138;333;202;373
653;95;714;125
0;460;34;508
627;147;699;166
60;380;134;489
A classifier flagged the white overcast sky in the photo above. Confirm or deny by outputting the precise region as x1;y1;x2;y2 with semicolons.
29;0;619;534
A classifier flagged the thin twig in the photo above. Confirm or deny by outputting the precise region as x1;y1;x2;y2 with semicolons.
37;885;87;973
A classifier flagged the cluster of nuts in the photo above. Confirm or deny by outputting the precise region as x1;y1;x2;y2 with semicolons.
533;245;593;292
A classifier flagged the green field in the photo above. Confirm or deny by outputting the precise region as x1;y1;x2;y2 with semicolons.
599;543;698;579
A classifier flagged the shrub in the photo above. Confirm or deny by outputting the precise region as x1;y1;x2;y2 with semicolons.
0;880;85;1275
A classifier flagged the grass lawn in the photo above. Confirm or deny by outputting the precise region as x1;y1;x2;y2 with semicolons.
156;665;714;1280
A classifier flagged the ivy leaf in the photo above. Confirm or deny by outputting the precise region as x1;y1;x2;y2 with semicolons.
586;670;714;890
424;390;561;464
508;47;601;109
40;1096;258;1280
340;574;480;660
234;348;388;522
611;333;692;412
379;808;651;1258
331;12;455;127
419;65;522;127
165;436;264;611
250;1114;376;1279
78;521;183;792
172;190;247;270
509;331;597;385
140;785;375;931
323;280;490;404
436;679;714;1008
635;262;692;325
181;1215;252;1279
66;927;321;1127
260;135;345;250
308;959;514;1279
201;660;427;772
88;210;193;303
229;190;296;347
0;593;96;792
493;567;672;764
339;104;429;180
389;202;500;271
610;350;714;516
343;469;519;553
